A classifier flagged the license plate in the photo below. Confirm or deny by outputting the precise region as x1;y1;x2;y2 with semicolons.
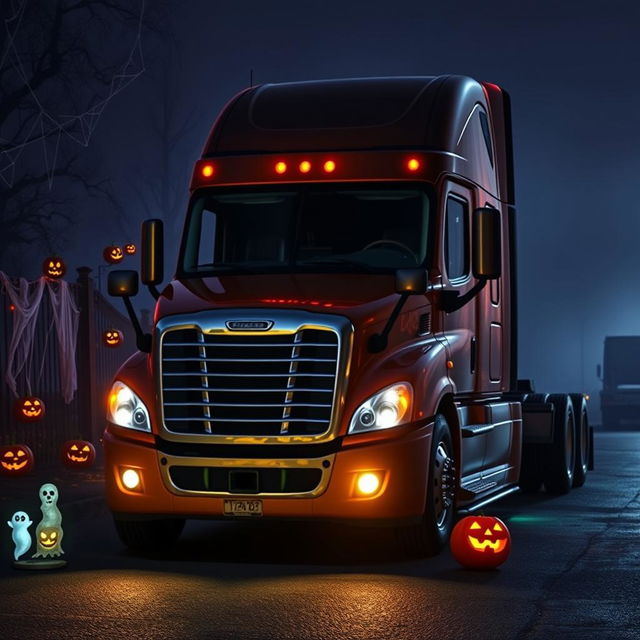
223;499;263;517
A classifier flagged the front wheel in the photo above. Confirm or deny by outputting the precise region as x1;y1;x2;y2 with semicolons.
397;414;456;556
113;516;185;551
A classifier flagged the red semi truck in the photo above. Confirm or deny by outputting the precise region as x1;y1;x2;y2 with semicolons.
105;75;592;555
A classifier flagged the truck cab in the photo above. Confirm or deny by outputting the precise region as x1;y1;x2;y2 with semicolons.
105;75;591;556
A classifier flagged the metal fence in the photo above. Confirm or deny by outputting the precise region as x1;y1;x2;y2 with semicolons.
0;268;136;465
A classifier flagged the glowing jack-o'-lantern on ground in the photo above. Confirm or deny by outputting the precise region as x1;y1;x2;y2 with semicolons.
61;440;96;469
15;397;45;422
103;328;123;347
42;257;66;279
0;445;34;476
103;245;124;264
450;515;511;569
124;243;136;255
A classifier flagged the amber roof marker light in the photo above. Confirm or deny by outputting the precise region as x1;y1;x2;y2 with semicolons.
275;161;287;174
323;160;336;173
201;163;214;178
407;157;421;172
299;160;311;173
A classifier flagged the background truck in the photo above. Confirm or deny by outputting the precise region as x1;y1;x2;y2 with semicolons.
599;336;640;428
106;75;593;556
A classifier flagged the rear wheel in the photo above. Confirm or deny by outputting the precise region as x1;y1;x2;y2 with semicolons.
569;394;589;487
113;516;185;551
397;414;455;557
543;395;575;495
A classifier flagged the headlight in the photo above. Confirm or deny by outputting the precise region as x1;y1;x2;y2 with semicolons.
107;381;151;432
348;382;413;434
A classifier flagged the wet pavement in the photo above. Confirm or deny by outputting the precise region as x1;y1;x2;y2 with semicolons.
0;432;638;639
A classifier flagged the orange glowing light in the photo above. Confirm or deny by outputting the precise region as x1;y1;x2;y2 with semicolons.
275;161;287;174
201;164;214;178
323;160;336;173
299;160;311;173
447;360;454;369
407;158;420;171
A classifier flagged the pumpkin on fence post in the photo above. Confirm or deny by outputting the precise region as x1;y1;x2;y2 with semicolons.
15;397;45;422
103;246;124;264
42;257;66;279
103;329;123;347
0;445;34;476
124;243;136;255
60;441;96;469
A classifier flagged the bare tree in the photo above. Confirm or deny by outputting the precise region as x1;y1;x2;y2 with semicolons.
0;0;152;270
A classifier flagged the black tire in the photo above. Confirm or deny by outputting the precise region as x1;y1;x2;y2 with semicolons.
397;414;455;557
543;395;575;495
518;394;549;493
569;393;589;487
113;516;185;551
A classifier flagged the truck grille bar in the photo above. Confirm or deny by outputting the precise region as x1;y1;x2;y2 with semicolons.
160;325;340;437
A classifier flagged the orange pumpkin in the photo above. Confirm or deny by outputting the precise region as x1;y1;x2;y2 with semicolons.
61;440;96;468
450;515;511;569
0;444;34;476
42;257;66;279
103;246;124;264
124;243;136;255
15;397;45;422
103;329;123;347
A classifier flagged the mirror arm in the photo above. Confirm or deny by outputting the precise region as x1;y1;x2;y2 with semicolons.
441;278;488;313
368;292;411;353
121;296;152;352
147;284;161;300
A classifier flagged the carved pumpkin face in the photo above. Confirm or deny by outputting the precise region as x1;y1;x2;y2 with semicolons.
103;328;123;347
61;440;96;468
124;243;136;255
39;528;59;549
450;515;511;569
15;397;45;422
103;246;124;264
0;445;34;476
43;257;66;279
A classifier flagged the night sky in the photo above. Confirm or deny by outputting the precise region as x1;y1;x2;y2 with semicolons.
5;0;640;418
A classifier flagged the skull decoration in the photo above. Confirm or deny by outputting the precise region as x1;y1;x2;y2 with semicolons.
32;483;64;559
15;397;45;422
103;328;123;347
124;243;136;255
0;445;34;476
450;515;511;569
61;441;96;469
42;257;66;279
103;246;124;264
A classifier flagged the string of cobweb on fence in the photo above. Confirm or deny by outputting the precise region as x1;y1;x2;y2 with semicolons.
0;0;147;188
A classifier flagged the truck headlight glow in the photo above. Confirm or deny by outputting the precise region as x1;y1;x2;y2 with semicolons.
349;382;413;434
107;381;151;432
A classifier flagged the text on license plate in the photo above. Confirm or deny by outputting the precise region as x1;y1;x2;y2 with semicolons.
224;499;263;517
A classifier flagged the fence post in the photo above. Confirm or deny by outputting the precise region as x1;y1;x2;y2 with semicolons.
76;267;100;443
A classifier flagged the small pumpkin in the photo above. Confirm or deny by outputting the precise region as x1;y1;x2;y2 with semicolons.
103;246;124;264
124;243;136;255
450;515;511;569
15;397;45;422
42;257;66;279
103;328;123;347
0;444;34;476
61;440;96;468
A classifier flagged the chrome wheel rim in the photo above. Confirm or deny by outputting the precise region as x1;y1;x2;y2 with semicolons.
433;441;454;529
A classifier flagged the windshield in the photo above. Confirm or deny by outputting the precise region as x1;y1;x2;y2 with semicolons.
181;184;432;275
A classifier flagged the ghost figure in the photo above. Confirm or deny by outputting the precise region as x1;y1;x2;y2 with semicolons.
7;511;32;561
32;483;64;558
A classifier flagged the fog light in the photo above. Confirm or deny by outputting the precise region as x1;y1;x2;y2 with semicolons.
121;468;141;490
356;472;381;496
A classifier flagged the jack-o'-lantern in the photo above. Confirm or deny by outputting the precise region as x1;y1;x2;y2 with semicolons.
103;328;123;347
103;245;124;264
38;527;59;550
450;515;511;569
0;445;34;476
61;440;96;468
15;397;45;422
42;257;66;279
124;243;136;255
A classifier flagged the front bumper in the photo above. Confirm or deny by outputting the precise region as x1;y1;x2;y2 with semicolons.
104;421;433;524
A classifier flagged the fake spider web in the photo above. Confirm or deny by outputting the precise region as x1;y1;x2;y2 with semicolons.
0;0;147;188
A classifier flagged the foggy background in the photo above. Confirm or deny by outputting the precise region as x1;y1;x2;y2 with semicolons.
2;0;639;420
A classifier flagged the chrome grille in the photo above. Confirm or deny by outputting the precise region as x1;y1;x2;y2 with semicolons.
161;327;339;436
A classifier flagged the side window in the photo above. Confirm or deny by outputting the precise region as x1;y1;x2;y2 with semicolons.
197;208;217;266
445;196;469;281
478;110;494;167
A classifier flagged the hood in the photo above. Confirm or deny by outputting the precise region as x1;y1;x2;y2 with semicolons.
155;273;427;328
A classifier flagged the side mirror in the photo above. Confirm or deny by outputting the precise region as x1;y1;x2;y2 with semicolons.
472;207;501;279
395;269;428;294
141;219;164;287
108;270;139;297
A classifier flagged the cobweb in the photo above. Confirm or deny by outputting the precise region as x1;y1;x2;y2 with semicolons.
0;0;147;188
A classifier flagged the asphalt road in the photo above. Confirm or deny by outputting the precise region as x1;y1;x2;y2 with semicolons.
1;432;639;640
